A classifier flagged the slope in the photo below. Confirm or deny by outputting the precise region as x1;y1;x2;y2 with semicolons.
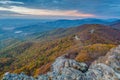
0;24;120;78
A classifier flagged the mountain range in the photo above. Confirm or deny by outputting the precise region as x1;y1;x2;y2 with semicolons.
0;18;119;41
110;20;120;30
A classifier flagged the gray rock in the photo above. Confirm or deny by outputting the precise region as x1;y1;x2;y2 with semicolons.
91;45;120;79
2;72;35;80
86;63;119;80
37;75;49;80
52;56;88;73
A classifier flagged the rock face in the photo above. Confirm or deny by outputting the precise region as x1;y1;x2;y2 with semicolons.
90;45;120;79
2;72;35;80
2;45;120;80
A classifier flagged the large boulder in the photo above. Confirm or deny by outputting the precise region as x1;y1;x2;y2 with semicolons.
51;56;88;73
86;63;119;80
91;45;120;79
40;55;88;80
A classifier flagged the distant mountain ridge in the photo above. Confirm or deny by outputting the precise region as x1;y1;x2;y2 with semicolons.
1;18;119;40
29;24;120;44
110;20;120;30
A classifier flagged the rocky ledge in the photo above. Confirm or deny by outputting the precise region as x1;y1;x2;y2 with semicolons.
2;45;120;80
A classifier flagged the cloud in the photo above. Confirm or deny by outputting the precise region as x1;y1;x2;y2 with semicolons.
2;27;15;31
14;31;23;34
0;0;120;18
0;1;24;4
0;6;95;18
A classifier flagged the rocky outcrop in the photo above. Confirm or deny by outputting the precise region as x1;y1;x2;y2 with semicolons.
89;46;120;80
2;72;35;80
45;56;88;80
2;45;120;80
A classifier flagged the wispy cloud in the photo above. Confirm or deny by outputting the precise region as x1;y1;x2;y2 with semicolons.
0;1;24;4
0;6;95;18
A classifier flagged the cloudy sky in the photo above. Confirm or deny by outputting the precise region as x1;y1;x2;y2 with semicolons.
0;0;120;19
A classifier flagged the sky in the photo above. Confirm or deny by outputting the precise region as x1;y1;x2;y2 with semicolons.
0;0;120;19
